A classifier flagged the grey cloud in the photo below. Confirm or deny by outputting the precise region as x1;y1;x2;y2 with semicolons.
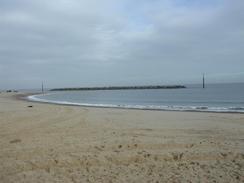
0;0;243;89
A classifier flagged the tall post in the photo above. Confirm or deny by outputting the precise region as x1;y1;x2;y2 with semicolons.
42;82;44;94
203;73;205;89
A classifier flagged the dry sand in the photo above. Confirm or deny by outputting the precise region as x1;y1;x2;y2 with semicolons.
0;92;244;183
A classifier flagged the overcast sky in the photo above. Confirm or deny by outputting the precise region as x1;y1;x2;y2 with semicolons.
0;0;244;89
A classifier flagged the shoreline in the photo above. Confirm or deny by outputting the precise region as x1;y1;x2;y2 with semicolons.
0;92;243;182
22;92;244;114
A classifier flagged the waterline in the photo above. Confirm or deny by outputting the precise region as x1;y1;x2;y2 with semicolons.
28;92;244;113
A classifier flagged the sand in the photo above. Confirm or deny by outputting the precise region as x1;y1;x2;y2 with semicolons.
0;92;244;183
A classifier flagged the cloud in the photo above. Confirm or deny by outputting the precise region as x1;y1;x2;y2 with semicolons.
0;0;243;89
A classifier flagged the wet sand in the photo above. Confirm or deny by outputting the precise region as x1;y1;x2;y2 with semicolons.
0;92;244;182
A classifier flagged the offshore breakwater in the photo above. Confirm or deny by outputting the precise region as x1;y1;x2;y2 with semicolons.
50;85;186;91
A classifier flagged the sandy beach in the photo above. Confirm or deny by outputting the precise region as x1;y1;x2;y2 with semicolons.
0;92;243;183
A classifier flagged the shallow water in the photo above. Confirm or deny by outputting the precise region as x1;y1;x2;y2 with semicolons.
29;83;244;113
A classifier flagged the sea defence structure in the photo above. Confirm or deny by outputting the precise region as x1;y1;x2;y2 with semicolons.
50;85;186;91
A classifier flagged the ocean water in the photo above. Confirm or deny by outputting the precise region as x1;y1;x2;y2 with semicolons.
28;83;244;113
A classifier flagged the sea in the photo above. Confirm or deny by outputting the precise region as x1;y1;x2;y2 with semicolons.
28;83;244;113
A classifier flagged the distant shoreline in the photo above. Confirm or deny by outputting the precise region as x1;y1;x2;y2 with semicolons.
50;85;186;91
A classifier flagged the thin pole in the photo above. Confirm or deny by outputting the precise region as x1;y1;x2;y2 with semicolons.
203;73;205;89
42;82;44;93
